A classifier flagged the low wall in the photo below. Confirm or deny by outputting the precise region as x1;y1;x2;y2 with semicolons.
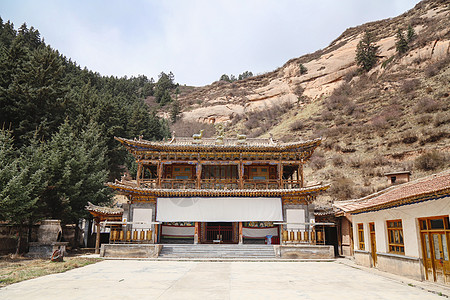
376;252;423;281
274;245;334;259
354;250;372;267
100;244;162;258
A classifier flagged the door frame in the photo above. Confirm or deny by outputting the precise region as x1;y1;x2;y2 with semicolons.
419;216;450;284
369;222;377;267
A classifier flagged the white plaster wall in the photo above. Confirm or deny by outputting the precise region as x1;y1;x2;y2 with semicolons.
352;197;450;258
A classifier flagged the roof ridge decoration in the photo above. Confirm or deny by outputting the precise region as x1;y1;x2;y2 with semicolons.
114;136;322;151
85;201;123;215
107;181;330;198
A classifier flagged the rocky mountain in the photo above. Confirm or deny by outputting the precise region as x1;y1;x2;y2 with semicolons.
172;0;450;205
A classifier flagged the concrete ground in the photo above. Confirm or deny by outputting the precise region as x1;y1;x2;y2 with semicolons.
0;259;448;300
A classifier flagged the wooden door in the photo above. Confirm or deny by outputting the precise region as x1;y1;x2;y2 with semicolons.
421;232;434;281
419;216;450;285
430;232;449;284
369;223;377;266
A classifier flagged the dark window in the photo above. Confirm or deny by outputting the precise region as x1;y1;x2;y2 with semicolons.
430;219;445;229
391;176;396;183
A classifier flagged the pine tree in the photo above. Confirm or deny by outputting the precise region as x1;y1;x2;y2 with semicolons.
170;100;181;123
355;31;379;72
406;25;416;43
43;120;111;223
0;129;46;254
395;29;409;54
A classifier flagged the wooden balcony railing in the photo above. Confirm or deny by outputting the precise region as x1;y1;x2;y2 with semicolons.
243;180;279;190
138;179;304;190
201;179;239;190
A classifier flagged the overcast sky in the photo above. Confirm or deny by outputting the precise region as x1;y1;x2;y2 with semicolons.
3;0;421;86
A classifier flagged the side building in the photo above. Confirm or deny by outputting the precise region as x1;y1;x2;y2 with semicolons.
334;170;450;285
106;134;330;248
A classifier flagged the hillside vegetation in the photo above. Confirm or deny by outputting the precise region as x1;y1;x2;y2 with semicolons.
174;0;450;205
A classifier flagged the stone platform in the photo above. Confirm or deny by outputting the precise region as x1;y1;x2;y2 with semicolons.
100;243;335;260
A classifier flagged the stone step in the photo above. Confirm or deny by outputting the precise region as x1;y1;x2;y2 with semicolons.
159;244;276;258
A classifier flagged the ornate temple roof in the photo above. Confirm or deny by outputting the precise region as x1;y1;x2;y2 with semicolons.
114;136;322;153
107;181;329;198
333;169;450;215
85;201;123;217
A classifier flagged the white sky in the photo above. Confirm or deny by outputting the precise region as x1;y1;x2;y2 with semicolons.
2;0;421;86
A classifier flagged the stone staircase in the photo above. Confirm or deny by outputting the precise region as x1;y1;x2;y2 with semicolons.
158;244;276;259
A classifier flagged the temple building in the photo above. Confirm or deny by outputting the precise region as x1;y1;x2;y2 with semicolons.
104;131;331;256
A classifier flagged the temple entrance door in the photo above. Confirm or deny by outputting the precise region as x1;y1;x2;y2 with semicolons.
206;222;233;243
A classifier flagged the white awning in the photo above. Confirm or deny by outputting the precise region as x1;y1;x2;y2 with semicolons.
156;197;283;222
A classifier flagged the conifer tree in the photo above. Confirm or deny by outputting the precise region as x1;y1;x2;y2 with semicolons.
395;29;409;54
355;31;379;72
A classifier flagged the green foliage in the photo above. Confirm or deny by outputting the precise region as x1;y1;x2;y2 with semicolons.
170;100;181;123
395;29;409;54
395;25;416;55
0;20;171;227
238;71;253;80
154;72;176;105
406;25;416;43
220;74;230;82
43;120;111;223
0;129;46;225
355;31;379;72
299;63;308;75
219;71;253;82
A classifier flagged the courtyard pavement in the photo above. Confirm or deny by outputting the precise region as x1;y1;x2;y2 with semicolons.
0;259;447;300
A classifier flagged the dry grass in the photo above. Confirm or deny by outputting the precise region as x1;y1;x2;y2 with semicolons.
0;255;100;287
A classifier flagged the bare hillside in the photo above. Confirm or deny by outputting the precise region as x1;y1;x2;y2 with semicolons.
173;0;450;205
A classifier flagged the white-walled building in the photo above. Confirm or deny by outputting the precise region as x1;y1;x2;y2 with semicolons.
334;170;450;285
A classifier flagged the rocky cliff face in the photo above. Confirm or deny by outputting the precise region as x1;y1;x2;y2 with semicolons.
173;0;449;204
177;0;449;125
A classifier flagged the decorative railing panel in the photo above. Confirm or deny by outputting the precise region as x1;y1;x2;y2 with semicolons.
138;179;304;190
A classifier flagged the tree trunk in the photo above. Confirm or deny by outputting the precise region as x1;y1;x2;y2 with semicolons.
15;224;23;255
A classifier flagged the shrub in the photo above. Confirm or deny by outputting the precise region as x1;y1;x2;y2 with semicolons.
332;155;344;167
290;120;304;131
299;63;308;75
433;112;450;127
321;110;334;121
415;151;447;171
425;57;450;78
329;176;355;201
401;131;418;144
310;151;326;170
414;97;441;114
401;79;420;94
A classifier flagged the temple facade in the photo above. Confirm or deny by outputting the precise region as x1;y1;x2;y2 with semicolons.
106;133;329;246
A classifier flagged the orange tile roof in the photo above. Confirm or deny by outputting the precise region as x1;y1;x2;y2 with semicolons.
334;170;450;214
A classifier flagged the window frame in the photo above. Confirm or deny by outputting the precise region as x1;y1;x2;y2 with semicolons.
387;219;405;255
357;223;365;250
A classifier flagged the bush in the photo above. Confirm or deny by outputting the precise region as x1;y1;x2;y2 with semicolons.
290;120;304;131
310;151;326;170
433;112;450;127
332;155;344;166
415;151;447;171
401;79;420;93
414;97;441;114
299;63;308;75
329;176;355;201
401;131;418;144
425;57;450;77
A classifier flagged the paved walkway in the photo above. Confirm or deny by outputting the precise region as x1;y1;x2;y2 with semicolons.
0;259;447;300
